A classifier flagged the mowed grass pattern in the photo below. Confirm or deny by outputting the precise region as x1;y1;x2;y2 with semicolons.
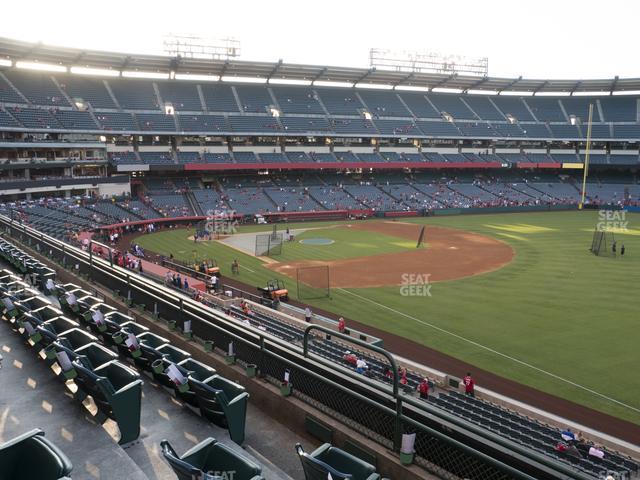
137;211;640;425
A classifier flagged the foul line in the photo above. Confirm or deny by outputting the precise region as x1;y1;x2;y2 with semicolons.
336;287;640;415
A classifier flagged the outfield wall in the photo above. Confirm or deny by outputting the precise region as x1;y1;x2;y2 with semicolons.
431;204;576;216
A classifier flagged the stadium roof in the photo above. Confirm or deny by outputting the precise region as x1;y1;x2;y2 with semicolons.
1;36;640;95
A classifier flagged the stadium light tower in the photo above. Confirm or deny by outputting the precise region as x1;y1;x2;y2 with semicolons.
369;48;488;77
163;34;241;60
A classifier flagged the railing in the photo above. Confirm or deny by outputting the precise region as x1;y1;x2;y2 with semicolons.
0;214;596;480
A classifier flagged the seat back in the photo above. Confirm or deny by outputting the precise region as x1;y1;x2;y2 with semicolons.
190;377;224;419
296;444;352;480
73;361;116;417
30;306;63;322
42;317;79;335
0;430;73;480
181;358;216;382
57;327;97;350
74;342;118;370
160;440;203;480
157;344;191;364
104;311;135;334
205;443;262;479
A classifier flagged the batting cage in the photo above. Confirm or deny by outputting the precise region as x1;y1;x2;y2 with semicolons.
590;229;616;256
296;265;330;300
255;232;283;256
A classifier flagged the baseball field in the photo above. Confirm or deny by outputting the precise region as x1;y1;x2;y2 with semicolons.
134;210;640;427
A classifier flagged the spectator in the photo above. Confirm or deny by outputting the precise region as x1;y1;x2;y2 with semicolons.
305;307;312;323
355;357;368;374
418;378;429;399
463;372;475;397
343;350;357;366
561;429;575;442
209;275;218;293
183;278;189;290
338;317;346;333
399;366;408;385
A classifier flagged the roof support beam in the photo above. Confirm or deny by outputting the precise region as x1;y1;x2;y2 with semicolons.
121;56;131;70
463;76;489;93
532;81;549;95
430;73;457;90
393;72;415;88
218;60;230;78
609;75;619;95
311;67;328;84
570;81;582;96
353;68;375;86
497;76;522;94
267;59;283;81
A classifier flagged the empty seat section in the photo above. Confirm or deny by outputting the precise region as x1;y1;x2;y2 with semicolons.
52;110;99;129
398;92;440;118
492;96;535;122
373;119;420;135
526;97;565;122
108;78;159;110
57;75;116;109
95;112;138;131
137;113;177;131
316;88;365;115
427;93;475;119
177;114;228;132
228;115;282;133
271;86;325;114
157;81;202;111
3;70;69;106
358;90;411;117
329;118;377;135
280;116;332;134
463;96;505;121
235;85;274;113
416;121;461;136
200;84;239;112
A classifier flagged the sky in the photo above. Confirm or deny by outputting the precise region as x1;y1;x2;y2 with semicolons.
2;0;639;80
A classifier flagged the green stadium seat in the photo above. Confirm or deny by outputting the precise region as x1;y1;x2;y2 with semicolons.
0;429;73;480
176;358;217;406
160;438;262;480
295;443;381;480
54;341;118;370
189;375;249;445
151;343;191;388
72;360;143;445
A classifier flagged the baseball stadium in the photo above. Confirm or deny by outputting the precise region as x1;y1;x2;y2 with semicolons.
0;4;639;479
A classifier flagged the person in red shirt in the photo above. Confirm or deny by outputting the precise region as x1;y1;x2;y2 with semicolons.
338;317;346;333
463;372;475;397
399;366;408;385
418;378;429;399
343;351;357;366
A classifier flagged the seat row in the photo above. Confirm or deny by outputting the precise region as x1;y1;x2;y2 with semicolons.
0;235;393;479
52;278;251;446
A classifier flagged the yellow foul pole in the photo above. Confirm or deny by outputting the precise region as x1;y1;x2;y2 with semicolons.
579;103;593;209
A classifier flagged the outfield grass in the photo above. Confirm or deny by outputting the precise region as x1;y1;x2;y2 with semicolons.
136;211;640;425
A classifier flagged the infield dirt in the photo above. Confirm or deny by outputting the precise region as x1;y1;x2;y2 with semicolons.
266;221;514;288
